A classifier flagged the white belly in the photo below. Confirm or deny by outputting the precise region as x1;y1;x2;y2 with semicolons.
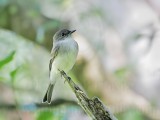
51;38;78;74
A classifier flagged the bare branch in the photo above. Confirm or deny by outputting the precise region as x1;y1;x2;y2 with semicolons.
59;70;118;120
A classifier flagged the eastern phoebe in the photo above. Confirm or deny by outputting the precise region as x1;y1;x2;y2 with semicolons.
42;29;79;104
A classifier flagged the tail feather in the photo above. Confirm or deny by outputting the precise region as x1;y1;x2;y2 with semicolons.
43;83;55;104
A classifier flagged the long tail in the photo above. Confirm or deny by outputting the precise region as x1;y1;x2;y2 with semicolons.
42;83;55;104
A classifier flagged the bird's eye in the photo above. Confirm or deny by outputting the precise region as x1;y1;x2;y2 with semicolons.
62;33;65;36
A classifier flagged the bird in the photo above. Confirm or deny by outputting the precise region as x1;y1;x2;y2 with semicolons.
42;29;79;104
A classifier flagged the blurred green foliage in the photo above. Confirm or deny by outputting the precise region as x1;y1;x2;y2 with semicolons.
0;0;65;50
36;110;54;120
0;50;22;84
34;106;83;120
0;51;17;82
0;51;15;70
118;108;145;120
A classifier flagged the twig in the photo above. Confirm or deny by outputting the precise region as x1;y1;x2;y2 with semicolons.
59;70;118;120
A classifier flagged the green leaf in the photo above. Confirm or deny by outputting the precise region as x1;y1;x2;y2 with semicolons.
10;66;20;83
0;51;15;69
36;111;53;120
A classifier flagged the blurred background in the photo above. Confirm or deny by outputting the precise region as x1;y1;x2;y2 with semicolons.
0;0;160;120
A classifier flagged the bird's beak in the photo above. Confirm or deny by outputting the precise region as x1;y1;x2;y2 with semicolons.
70;30;76;34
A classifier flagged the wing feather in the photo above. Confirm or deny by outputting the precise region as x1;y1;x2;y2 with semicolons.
49;45;60;77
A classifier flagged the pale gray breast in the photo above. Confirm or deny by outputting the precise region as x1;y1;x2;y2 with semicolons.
53;38;78;72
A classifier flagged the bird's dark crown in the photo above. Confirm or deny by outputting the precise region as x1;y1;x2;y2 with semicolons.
53;29;76;41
